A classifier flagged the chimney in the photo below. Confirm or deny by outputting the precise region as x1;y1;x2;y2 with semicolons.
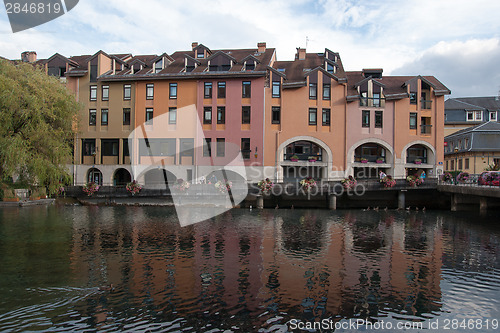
257;42;266;53
21;51;37;63
296;47;306;60
192;42;199;50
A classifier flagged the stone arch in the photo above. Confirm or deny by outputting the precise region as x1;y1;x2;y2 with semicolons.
346;138;394;177
276;136;334;181
401;141;436;165
87;168;103;185
141;168;177;189
113;168;132;186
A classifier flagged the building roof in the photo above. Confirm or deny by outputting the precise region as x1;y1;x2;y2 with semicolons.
445;96;500;111
445;121;500;153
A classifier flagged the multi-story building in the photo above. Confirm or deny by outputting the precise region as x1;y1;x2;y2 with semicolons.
444;121;500;174
8;43;450;185
444;96;500;136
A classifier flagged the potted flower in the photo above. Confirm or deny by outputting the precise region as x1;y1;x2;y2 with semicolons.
414;158;422;165
290;155;299;162
441;172;452;183
299;177;317;192
174;179;191;192
257;178;274;195
308;156;318;162
360;158;368;163
83;182;100;196
376;157;384;164
380;175;396;188
215;180;232;193
126;180;142;195
406;175;423;187
456;172;470;184
341;176;357;190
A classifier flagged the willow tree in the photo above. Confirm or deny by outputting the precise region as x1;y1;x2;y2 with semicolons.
0;59;80;194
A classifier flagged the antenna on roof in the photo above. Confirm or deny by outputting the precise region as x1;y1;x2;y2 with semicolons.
306;36;309;48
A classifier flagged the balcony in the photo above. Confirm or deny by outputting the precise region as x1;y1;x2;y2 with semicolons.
285;153;322;162
360;97;385;108
421;124;432;135
421;99;432;110
354;155;385;163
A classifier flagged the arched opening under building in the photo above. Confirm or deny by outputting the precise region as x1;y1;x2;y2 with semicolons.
282;140;327;181
113;168;132;186
354;143;389;179
87;168;103;185
143;168;177;188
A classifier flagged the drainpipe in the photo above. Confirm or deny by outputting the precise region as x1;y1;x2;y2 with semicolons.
393;100;396;178
275;130;281;182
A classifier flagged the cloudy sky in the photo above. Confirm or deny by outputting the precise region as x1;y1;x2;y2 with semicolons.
1;0;499;98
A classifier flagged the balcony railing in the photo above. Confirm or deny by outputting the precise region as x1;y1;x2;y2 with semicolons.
360;97;386;108
354;155;385;163
421;125;432;135
421;99;432;110
407;157;427;164
285;153;323;162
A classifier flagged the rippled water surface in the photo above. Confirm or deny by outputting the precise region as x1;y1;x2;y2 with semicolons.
0;206;499;332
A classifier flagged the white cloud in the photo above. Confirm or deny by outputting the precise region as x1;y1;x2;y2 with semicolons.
1;0;499;97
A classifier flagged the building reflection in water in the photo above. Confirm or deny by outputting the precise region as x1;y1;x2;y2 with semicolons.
67;207;499;330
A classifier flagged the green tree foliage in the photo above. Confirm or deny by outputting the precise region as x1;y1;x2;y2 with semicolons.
0;59;80;194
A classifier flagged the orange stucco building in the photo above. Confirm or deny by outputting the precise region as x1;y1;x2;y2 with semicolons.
10;43;450;185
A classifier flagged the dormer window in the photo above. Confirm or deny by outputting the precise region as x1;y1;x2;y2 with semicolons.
154;59;163;73
132;64;141;74
246;61;255;71
197;52;205;59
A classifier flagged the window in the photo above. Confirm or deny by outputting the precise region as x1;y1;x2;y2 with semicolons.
180;138;194;158
362;110;370;127
217;82;226;98
272;106;281;124
169;83;177;99
323;84;331;100
246;61;255;71
203;107;212;124
241;138;251;159
467;111;474;121
90;65;98;82
451;160;455;170
123;84;131;100
242;81;251;98
475;111;483;121
101;139;119;157
102;85;109;101
89;109;96;126
242;106;251;124
217;106;225;124
490;111;497;121
410;112;417;129
375;111;383;128
322;108;330;126
373;93;381;107
410;93;417;104
465;158;470;169
309;108;317;125
169;107;177;124
145;108;153;125
446;160;448;170
146;84;154;100
309;83;317;99
272;81;280;98
458;159;463;170
82;139;96;156
326;63;335;73
101;109;108;126
216;138;225;157
203;138;212;157
123;108;131;125
421;117;432;134
90;85;97;101
155;59;163;73
204;82;212;98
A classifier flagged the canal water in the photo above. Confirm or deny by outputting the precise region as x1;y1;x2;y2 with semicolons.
0;206;499;332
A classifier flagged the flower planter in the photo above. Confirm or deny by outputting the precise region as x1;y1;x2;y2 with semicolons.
415;161;422;165
290;159;298;162
3;197;19;202
308;159;316;163
361;160;368;163
376;160;383;164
